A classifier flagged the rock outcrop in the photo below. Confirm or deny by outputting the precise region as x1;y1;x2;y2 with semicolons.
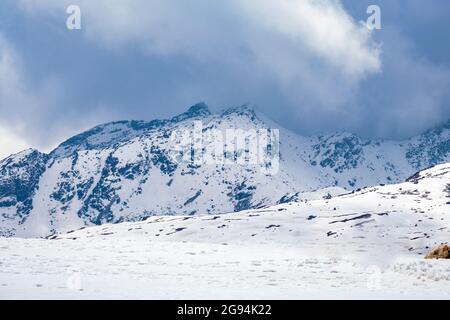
425;244;450;259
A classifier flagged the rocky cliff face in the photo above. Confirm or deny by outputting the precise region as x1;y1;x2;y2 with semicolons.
0;149;49;236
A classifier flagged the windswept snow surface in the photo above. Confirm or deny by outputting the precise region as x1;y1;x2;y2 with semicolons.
1;164;449;299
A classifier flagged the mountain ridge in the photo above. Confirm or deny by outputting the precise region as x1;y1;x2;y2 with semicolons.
5;102;448;162
1;102;449;237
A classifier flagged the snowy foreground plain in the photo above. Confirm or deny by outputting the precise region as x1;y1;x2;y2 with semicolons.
1;164;449;299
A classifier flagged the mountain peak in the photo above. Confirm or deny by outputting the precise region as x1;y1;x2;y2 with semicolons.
187;102;211;116
221;104;257;120
170;102;211;123
0;148;43;164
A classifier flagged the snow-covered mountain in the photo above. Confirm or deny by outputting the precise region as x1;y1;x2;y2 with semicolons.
1;103;449;237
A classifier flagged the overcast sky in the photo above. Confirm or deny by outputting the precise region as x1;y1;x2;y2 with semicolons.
1;0;449;159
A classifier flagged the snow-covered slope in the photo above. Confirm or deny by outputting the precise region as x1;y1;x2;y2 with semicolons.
1;163;448;299
1;103;449;237
53;163;450;255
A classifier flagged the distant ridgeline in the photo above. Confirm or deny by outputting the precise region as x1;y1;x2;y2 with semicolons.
1;103;449;237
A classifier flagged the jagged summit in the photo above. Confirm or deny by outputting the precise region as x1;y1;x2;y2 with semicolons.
51;103;213;158
169;102;211;123
0;148;40;163
184;102;211;117
221;103;258;120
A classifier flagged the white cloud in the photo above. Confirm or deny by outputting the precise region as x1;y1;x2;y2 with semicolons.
237;0;380;76
5;0;450;164
10;0;448;141
0;34;71;158
0;35;24;108
13;0;382;134
18;0;381;77
0;35;32;159
351;26;450;138
0;126;31;160
82;0;380;75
